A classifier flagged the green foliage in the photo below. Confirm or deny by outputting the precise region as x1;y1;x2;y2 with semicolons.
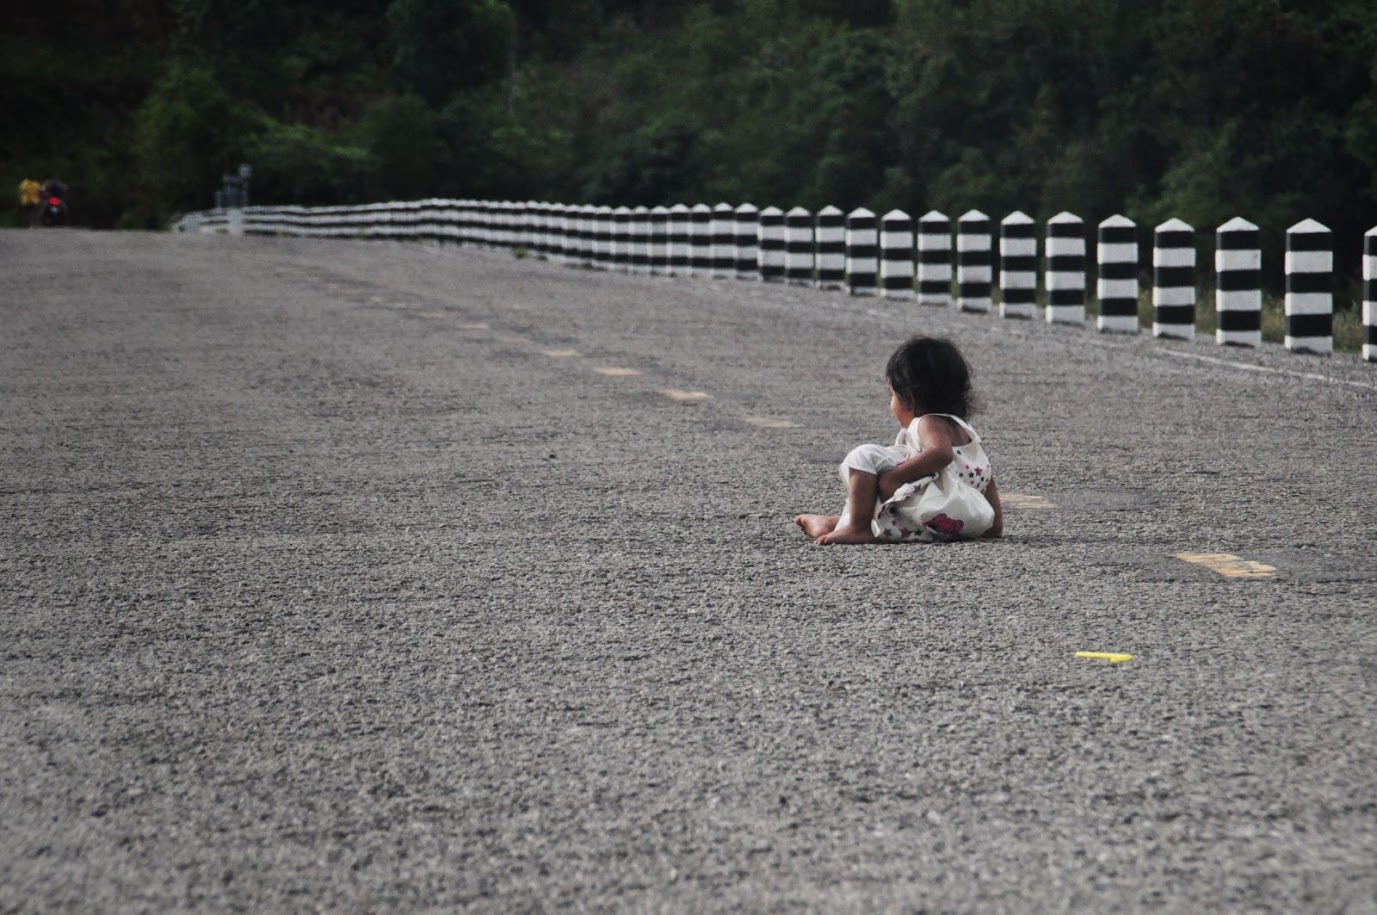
13;0;1377;254
354;95;447;199
386;0;517;105
246;121;369;204
133;63;254;211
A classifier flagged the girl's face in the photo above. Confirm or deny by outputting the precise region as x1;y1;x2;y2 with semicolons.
889;385;917;428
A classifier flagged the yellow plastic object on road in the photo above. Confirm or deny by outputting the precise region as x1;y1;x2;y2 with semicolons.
1075;651;1133;664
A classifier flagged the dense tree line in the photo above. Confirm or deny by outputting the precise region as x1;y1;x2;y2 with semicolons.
9;0;1377;284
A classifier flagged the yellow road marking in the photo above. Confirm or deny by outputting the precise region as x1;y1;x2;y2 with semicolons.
744;416;799;429
1173;552;1277;579
542;349;579;358
660;389;711;401
1076;651;1133;664
593;367;641;377
1002;493;1054;510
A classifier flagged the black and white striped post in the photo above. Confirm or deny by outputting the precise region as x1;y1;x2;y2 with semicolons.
845;207;879;296
523;200;540;253
524;202;543;258
668;204;690;276
630;205;650;274
562;204;578;265
650;205;670;275
546;202;563;260
957;210;993;313
1097;215;1139;334
496;200;513;249
594;205;614;269
551;202;567;262
540;202;557;259
815;205;846;289
917;210;952;307
552;203;567;262
880;209;914;300
472;200;490;247
581;203;597;264
1153;218;1195;339
578;204;596;268
690;203;713;275
734;203;759;280
1215;217;1262;347
514;201;532;253
612;205;632;271
711;202;736;278
998;211;1036;319
1285;219;1333;355
452;200;470;247
785;206;814;285
1365;228;1377;363
758;206;786;282
1045;211;1086;325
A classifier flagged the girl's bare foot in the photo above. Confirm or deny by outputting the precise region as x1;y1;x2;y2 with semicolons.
794;513;839;539
816;522;875;545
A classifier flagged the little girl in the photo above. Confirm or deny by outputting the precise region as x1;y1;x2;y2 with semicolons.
795;335;1003;545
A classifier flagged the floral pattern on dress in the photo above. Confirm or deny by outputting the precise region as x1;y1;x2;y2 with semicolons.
869;415;994;543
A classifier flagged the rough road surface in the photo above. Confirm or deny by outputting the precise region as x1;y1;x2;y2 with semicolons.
3;230;1376;913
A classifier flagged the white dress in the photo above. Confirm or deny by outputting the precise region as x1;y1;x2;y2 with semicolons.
836;414;994;541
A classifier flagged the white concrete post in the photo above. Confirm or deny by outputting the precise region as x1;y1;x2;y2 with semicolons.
667;204;690;276
758;206;785;282
649;205;670;275
999;211;1036;319
1365;228;1377;363
1215;217;1262;347
710;202;736;278
957;210;992;313
815;205;846;289
1097;215;1139;333
917;211;952;307
1285;219;1333;354
1045;211;1086;325
845;207;879;296
734;203;759;280
689;203;712;275
880;209;914;300
1153;218;1195;340
784;206;814;285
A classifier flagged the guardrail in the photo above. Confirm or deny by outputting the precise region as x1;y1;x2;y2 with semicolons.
174;201;1377;363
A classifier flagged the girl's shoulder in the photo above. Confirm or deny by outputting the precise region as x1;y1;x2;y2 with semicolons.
913;413;979;446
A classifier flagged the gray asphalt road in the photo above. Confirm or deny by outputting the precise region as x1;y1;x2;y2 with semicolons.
3;230;1376;913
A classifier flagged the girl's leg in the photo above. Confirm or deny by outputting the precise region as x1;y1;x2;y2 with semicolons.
794;513;840;538
816;469;878;545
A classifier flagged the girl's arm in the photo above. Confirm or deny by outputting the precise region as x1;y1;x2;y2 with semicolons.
982;478;1004;538
876;416;956;500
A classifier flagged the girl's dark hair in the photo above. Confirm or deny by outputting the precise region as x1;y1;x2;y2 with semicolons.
885;335;977;418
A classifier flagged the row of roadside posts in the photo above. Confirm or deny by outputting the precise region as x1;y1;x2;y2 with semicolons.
206;202;1377;363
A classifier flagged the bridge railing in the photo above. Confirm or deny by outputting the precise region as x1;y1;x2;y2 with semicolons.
173;200;1377;363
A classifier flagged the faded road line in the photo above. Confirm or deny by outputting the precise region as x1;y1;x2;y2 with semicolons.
1173;552;1277;579
1002;493;1055;510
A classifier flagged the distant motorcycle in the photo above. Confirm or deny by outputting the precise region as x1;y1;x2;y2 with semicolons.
40;193;67;227
39;181;67;224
